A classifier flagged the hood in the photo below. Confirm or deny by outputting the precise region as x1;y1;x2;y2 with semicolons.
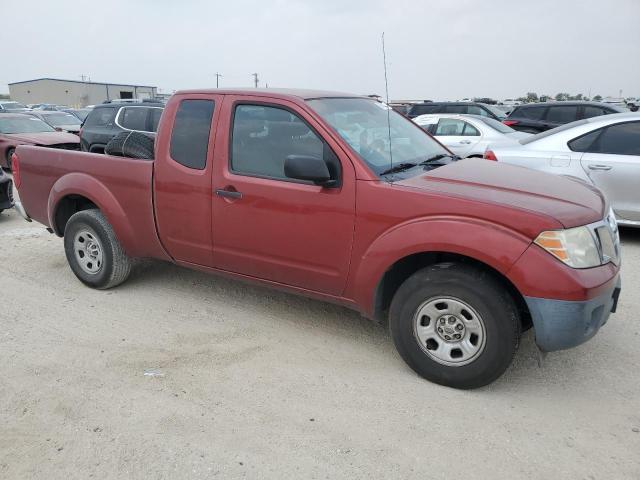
6;131;80;145
396;159;604;228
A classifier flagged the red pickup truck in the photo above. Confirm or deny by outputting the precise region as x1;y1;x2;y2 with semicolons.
12;89;621;389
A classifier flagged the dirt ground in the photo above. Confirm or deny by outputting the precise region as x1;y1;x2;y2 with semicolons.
1;199;639;479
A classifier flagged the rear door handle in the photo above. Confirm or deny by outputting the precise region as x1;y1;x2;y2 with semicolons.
215;189;243;199
459;140;472;144
588;164;612;171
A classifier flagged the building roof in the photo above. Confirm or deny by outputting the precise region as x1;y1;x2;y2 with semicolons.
8;78;156;88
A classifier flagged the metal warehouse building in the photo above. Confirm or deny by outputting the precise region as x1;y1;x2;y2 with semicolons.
8;78;158;107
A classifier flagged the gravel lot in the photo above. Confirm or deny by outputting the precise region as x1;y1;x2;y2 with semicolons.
1;189;639;480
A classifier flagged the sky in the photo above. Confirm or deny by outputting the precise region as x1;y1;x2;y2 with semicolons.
1;0;639;101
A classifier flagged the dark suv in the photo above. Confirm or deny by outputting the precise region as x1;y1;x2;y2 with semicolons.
80;102;164;153
407;102;507;121
504;102;626;133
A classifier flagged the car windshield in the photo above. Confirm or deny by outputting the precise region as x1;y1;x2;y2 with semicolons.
44;113;82;126
481;103;508;120
307;98;450;177
2;102;27;110
0;116;56;133
70;109;91;121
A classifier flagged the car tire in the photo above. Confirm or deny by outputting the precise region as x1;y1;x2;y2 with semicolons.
64;209;132;289
5;148;15;171
389;262;520;389
105;131;155;159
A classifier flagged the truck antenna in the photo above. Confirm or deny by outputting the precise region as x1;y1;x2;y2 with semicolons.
382;32;393;175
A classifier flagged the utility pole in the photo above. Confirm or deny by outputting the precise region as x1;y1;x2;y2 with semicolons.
80;74;87;82
252;73;259;88
215;73;222;88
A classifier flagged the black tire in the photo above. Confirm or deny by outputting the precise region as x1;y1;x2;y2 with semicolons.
105;131;155;159
64;209;132;289
5;148;15;171
389;263;520;389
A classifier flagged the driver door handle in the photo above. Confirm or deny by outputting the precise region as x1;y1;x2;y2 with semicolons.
588;164;612;171
215;189;243;199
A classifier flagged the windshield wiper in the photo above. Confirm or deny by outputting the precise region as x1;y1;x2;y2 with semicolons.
418;153;456;165
379;162;418;176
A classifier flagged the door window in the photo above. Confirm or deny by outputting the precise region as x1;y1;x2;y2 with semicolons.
568;129;602;152
583;106;607;119
595;122;640;155
435;118;466;136
150;108;163;131
514;106;547;120
83;107;116;127
546;106;579;123
119;107;148;131
169;99;215;170
231;104;327;181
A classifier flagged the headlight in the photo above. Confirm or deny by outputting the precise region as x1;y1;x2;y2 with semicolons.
534;226;601;268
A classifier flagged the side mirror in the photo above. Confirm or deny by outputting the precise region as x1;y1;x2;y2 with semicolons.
284;155;335;186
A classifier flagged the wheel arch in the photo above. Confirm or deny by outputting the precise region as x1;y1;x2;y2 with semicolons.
48;173;136;255
371;251;532;331
349;217;534;328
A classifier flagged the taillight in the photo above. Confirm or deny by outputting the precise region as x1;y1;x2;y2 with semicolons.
484;149;498;161
12;151;21;189
503;120;519;126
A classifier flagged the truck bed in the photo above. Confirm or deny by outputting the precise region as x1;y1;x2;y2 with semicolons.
16;146;167;259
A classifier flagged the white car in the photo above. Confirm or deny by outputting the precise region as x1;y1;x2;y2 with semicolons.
486;112;640;227
413;113;531;158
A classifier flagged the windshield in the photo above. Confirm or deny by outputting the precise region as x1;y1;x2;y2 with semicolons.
43;113;82;126
307;98;450;177
1;102;27;110
70;109;91;121
0;116;56;133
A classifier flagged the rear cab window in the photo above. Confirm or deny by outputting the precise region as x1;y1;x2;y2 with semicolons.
169;100;215;170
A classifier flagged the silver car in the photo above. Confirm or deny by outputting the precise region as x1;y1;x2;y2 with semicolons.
413;113;530;158
487;113;640;227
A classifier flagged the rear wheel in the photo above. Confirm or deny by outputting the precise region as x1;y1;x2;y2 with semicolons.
5;148;15;171
389;263;520;389
63;209;132;289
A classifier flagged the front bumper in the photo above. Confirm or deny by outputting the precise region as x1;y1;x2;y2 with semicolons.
525;275;621;352
0;177;13;210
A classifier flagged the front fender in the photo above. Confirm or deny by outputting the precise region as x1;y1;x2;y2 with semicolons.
348;216;533;317
48;172;136;255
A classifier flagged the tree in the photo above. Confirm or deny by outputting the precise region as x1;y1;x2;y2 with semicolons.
593;94;602;101
555;92;570;101
526;92;538;103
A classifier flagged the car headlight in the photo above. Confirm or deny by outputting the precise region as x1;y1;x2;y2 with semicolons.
534;226;601;268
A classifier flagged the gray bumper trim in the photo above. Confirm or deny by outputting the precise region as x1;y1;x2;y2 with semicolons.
525;276;621;352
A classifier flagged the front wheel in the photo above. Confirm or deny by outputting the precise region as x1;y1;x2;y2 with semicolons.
5;148;15;171
64;209;132;289
389;263;520;389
